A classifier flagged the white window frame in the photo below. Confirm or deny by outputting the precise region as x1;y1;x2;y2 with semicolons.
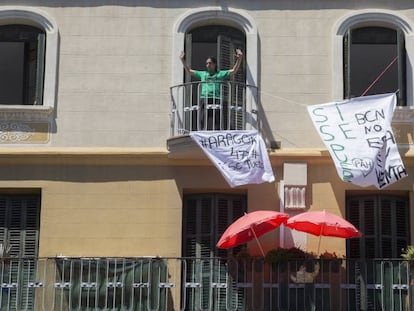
0;7;58;121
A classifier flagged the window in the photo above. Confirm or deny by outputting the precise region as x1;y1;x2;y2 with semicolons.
346;194;409;258
184;25;247;131
0;25;45;105
185;26;245;84
0;194;41;310
182;193;246;310
182;193;246;258
344;26;406;105
0;7;58;121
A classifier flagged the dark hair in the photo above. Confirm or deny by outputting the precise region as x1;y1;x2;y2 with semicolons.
207;56;218;72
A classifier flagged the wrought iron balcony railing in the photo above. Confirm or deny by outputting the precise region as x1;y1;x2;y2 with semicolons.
0;257;413;310
169;82;259;136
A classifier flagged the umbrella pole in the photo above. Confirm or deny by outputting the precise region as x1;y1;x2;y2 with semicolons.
250;228;265;257
317;235;322;255
317;225;323;255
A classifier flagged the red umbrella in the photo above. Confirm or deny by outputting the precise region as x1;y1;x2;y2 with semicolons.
285;210;361;253
216;210;289;256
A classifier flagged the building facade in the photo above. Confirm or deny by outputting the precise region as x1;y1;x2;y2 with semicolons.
1;1;414;310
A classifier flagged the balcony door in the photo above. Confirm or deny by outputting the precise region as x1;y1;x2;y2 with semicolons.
0;194;41;311
182;193;246;311
185;26;246;131
185;25;245;84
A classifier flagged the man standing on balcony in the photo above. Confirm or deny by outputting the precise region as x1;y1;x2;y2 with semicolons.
179;49;243;130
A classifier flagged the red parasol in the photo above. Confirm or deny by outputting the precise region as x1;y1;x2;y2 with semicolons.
216;210;289;256
285;210;361;253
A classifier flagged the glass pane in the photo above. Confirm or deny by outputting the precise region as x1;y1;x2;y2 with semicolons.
0;42;24;105
349;27;400;97
0;25;44;105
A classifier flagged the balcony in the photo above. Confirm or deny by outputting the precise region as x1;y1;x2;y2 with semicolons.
168;82;259;157
0;257;412;310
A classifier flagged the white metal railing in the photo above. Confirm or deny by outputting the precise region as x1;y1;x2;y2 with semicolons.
0;257;412;310
170;82;259;136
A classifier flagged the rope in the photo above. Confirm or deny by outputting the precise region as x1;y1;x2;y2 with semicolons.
360;56;398;96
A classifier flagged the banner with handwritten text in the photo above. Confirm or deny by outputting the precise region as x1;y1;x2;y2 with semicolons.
190;131;275;187
307;93;407;189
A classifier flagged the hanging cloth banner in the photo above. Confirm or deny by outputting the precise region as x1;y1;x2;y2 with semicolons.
190;130;275;187
307;93;407;189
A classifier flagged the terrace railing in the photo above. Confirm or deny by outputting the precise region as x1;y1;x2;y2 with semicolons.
0;257;412;310
169;82;259;136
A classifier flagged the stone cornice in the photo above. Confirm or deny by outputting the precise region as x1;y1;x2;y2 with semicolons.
0;106;54;121
393;106;414;123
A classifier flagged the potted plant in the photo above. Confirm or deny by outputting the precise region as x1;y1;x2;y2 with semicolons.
287;247;317;272
319;250;343;273
401;245;414;277
401;245;414;262
265;247;317;272
401;246;414;309
265;247;291;272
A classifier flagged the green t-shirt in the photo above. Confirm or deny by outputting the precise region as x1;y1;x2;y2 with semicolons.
194;70;230;99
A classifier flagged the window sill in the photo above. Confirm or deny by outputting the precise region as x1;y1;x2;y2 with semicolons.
0;105;53;121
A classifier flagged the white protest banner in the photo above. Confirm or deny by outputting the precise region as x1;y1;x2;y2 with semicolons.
190;131;275;187
307;93;407;189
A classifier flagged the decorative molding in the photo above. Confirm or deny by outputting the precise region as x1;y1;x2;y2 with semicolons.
393;106;414;123
0;122;34;143
0;106;53;121
0;122;49;144
334;10;412;36
284;186;306;209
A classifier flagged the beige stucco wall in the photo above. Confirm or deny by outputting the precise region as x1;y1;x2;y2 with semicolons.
0;2;411;148
0;0;412;259
0;148;412;258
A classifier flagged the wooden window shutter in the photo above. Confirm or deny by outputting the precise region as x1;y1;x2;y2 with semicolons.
347;194;409;259
347;197;361;258
34;32;45;105
184;33;192;83
397;28;406;106
217;35;246;130
392;197;409;257
0;194;40;311
183;194;246;258
217;35;232;72
343;29;351;99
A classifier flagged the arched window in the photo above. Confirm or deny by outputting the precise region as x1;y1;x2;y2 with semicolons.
0;7;58;120
173;7;258;87
343;26;406;105
185;25;246;84
333;11;413;106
